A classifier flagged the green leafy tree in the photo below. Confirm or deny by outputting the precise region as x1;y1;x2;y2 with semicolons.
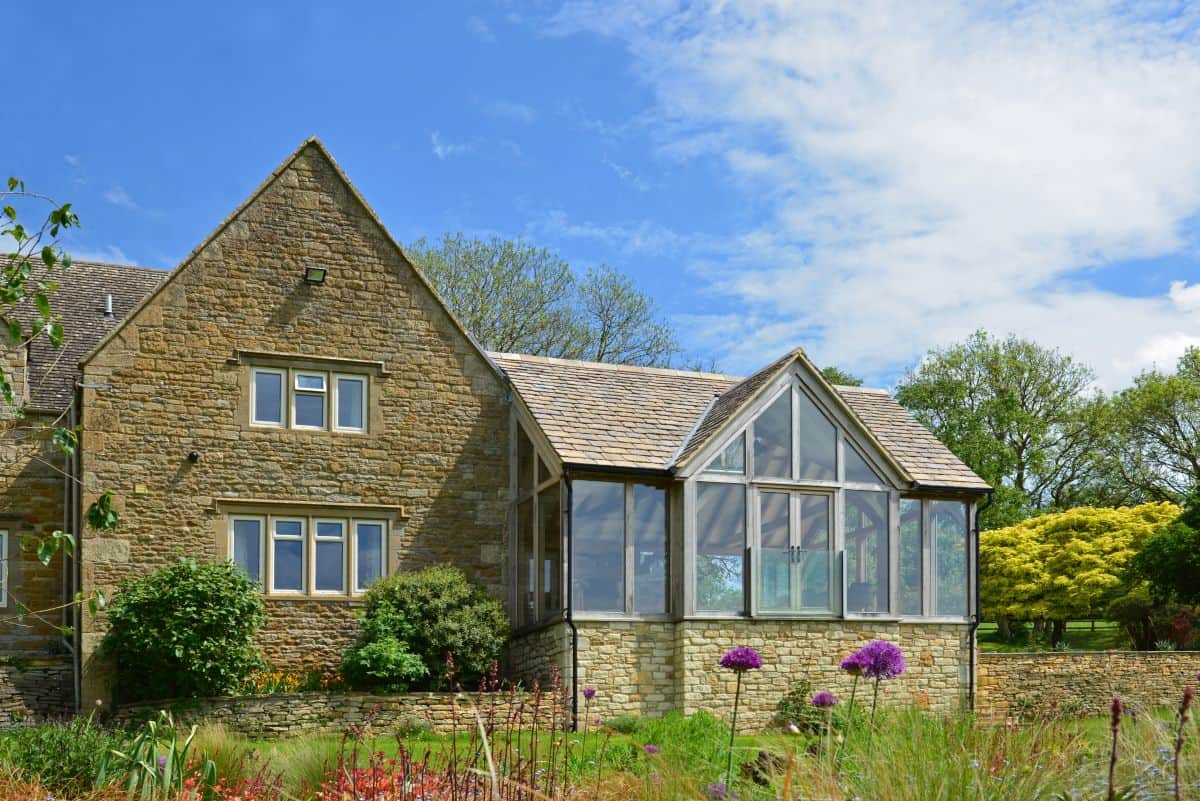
0;178;114;630
980;502;1179;642
406;233;680;367
1105;347;1200;502
1128;489;1200;605
102;559;267;701
350;564;509;690
821;365;863;386
896;330;1106;527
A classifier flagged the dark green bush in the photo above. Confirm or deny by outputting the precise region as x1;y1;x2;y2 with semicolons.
0;714;126;794
773;678;826;734
348;564;509;690
606;714;645;734
340;615;428;692
102;558;267;701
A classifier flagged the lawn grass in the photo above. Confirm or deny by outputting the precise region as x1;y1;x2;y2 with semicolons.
977;620;1130;652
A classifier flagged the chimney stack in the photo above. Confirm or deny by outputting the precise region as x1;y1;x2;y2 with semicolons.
103;293;114;319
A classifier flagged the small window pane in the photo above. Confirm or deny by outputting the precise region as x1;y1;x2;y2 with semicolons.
632;484;667;615
759;492;790;611
845;490;888;613
539;483;562;618
845;444;884;485
315;540;345;592
932;501;968;616
232;519;263;584
275;520;303;537
798;392;836;481
316;520;344;538
517;427;534;496
296;373;326;391
516;498;535;625
253;371;283;425
705;433;746;475
571;481;625;613
356;523;385;591
696;482;745;613
295;393;326;428
336;377;365;430
900;498;922;616
753;392;792;478
273;539;304;592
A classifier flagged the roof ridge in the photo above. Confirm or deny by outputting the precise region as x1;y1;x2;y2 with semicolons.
488;351;740;381
61;260;169;275
832;384;890;395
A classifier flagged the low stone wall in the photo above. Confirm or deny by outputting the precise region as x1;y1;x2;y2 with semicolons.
978;651;1200;718
0;657;73;726
113;691;565;738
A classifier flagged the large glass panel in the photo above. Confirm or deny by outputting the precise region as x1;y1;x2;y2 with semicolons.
571;481;625;613
252;371;283;425
336;376;366;430
899;498;922;615
355;522;385;591
314;521;345;593
844;491;889;613
705;433;746;475
845;444;884;485
931;501;968;616
753;392;792;479
516;499;534;625
797;392;837;481
272;519;305;593
232;518;263;584
538;483;561;618
758;492;790;611
294;393;326;428
798;494;831;609
696;482;745;613
517;427;534;496
632;484;668;614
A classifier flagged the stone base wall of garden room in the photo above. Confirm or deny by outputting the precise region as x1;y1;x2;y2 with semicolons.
512;620;971;729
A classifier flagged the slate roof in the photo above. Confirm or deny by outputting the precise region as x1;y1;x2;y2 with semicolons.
11;260;169;408
493;351;989;492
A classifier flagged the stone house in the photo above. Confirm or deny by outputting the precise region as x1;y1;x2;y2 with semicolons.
0;139;989;727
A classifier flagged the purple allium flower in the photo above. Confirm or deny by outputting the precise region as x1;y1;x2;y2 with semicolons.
811;691;839;708
849;640;906;681
839;650;868;676
786;723;800;735
583;687;597;699
705;782;728;801
643;744;660;754
157;755;167;772
719;646;762;672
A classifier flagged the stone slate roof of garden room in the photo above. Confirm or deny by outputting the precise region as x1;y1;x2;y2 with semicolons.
490;351;991;492
10;259;169;409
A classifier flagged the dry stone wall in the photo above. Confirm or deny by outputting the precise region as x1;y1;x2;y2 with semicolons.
114;691;565;738
978;651;1200;719
0;658;72;726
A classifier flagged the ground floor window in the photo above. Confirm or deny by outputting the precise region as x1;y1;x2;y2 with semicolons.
572;479;668;616
228;514;386;596
898;497;970;617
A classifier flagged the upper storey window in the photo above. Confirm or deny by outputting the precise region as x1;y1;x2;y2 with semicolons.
251;367;368;433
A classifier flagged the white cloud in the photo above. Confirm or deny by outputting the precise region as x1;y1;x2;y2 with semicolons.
70;245;134;265
602;157;651;191
103;185;137;209
430;131;472;160
483;99;537;124
63;155;80;167
466;15;495;42
550;1;1200;388
529;209;687;255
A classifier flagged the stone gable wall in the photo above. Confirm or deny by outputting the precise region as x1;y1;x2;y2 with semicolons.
978;651;1200;718
78;144;511;704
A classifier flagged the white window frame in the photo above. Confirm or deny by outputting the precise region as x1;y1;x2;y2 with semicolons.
228;515;267;586
250;368;287;428
0;530;8;608
332;373;369;433
352;519;388;594
311;518;348;595
292;371;328;430
269;516;307;594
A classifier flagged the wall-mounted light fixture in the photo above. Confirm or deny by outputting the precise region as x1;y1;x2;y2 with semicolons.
303;266;328;285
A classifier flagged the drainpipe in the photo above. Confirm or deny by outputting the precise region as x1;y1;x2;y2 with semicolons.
563;468;579;732
968;489;994;713
68;399;82;714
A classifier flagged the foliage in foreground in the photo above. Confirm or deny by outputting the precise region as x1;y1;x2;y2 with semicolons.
102;558;267;701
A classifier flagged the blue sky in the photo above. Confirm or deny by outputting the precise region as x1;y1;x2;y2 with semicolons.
7;1;1200;388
